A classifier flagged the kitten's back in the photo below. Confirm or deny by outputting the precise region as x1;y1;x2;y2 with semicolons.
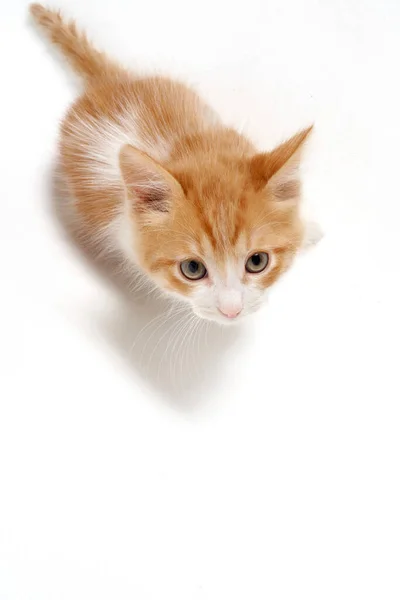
30;4;217;228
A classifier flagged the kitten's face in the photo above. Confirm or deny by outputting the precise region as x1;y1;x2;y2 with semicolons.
137;176;303;325
120;128;310;324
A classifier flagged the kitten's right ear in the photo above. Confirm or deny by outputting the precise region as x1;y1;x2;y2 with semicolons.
119;145;182;215
249;126;313;204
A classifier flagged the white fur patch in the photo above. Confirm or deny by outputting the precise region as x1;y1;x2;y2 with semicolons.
65;108;172;189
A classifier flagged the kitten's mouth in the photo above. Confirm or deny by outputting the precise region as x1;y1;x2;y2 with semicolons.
194;308;244;325
217;308;242;320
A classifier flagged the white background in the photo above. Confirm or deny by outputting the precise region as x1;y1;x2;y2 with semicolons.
1;0;400;598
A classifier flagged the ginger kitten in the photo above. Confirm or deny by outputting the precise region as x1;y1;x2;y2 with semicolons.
30;4;317;324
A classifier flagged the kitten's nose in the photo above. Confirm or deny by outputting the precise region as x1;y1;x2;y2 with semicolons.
218;306;242;319
218;291;243;319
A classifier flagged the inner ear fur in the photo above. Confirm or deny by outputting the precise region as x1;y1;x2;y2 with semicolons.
249;126;313;202
119;145;184;214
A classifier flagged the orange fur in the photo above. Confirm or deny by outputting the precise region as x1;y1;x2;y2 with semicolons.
30;4;313;323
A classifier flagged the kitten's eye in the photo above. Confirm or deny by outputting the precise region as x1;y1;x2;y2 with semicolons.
245;252;269;273
180;259;207;280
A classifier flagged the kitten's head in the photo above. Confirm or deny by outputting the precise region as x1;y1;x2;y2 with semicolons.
119;127;312;324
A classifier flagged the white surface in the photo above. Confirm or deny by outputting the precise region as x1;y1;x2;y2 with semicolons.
1;1;400;598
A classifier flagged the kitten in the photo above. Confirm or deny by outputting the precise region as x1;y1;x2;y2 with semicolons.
30;4;318;324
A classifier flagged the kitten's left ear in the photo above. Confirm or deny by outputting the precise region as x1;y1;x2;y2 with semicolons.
119;145;183;215
249;125;313;204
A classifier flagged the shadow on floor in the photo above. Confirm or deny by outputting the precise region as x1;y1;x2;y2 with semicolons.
46;165;242;410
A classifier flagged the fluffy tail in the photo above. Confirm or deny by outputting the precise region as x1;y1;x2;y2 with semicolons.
29;4;117;80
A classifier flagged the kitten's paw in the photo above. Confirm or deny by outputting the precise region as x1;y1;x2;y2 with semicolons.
303;220;324;249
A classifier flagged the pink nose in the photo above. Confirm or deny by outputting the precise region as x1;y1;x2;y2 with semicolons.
218;307;242;319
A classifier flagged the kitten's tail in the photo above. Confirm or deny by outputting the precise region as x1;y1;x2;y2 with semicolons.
29;4;118;81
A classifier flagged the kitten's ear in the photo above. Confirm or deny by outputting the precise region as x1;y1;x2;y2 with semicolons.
119;145;182;214
249;126;313;203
